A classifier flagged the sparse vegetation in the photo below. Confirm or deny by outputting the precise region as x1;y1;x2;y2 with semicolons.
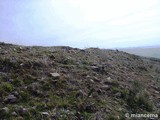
126;81;154;112
0;42;159;119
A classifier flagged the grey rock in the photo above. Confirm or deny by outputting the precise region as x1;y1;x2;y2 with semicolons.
42;112;49;116
91;66;105;73
107;77;111;80
50;73;60;78
5;94;18;103
20;63;24;66
32;82;39;90
93;77;101;82
2;107;9;113
90;79;94;83
91;66;99;70
17;108;28;115
12;111;17;116
76;90;87;98
101;85;110;91
32;106;37;109
19;47;23;50
101;77;112;84
156;103;160;108
154;90;159;94
115;92;122;98
12;91;19;97
94;112;103;120
8;79;14;82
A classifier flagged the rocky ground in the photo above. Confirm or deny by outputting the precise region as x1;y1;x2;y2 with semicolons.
0;42;160;120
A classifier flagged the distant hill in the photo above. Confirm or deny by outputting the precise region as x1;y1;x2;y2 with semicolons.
120;46;160;58
0;42;160;119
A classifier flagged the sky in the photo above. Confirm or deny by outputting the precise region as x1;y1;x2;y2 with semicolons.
0;0;160;48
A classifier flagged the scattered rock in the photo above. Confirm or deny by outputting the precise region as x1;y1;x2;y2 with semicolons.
91;66;99;70
12;111;18;116
117;108;123;112
51;80;58;84
94;112;103;120
156;103;160;108
101;85;110;91
5;94;18;103
76;90;87;98
42;112;49;116
115;92;122;98
154;90;159;94
32;82;39;90
50;73;60;79
32;106;37;109
107;77;111;80
93;77;101;82
6;78;14;82
12;91;19;97
17;107;28;115
19;47;23;50
24;86;28;89
102;77;117;85
2;107;9;113
137;66;148;71
86;75;90;78
20;63;24;66
89;79;94;83
91;66;105;73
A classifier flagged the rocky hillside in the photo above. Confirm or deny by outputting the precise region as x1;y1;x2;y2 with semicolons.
0;42;160;120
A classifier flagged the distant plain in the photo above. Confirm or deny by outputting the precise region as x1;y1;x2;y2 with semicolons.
120;46;160;58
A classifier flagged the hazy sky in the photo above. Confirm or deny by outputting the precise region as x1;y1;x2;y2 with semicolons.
0;0;160;48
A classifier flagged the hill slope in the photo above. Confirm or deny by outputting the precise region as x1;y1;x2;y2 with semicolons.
0;42;160;119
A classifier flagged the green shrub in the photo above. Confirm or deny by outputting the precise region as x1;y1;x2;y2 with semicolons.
2;83;14;92
126;80;153;112
19;91;30;102
12;78;23;86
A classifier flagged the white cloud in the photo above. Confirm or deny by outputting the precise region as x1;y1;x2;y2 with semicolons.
0;0;160;48
63;0;158;22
